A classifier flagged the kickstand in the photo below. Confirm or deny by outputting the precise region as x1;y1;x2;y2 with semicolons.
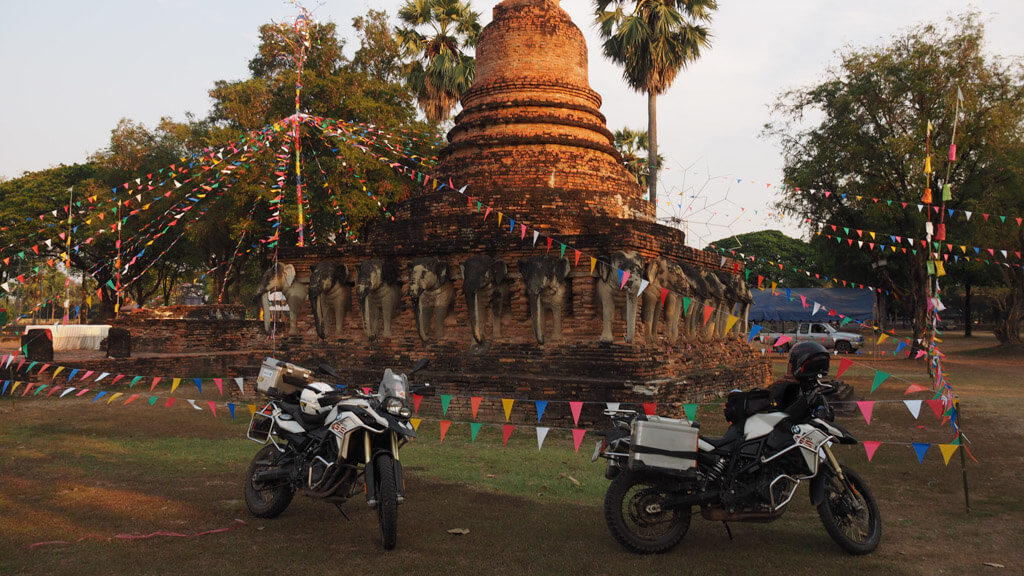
335;503;351;521
721;521;733;540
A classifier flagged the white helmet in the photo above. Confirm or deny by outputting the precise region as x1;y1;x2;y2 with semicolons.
299;383;334;416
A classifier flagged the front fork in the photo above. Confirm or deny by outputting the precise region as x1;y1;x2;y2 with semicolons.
363;431;406;508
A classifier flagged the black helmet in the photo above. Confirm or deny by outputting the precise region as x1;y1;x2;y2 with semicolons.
788;341;830;382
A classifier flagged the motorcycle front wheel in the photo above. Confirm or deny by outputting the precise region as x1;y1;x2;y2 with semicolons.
604;469;691;554
817;464;882;554
375;453;399;550
244;444;295;518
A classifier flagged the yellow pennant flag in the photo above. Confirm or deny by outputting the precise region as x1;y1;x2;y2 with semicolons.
935;260;946;277
590;257;597;274
171;378;181;393
725;314;739;334
410;417;422;431
247;404;258;416
939;444;959;465
876;334;889;345
502;398;515;422
924;156;932;174
53;366;65;378
770;281;778;295
10;382;21;395
106;392;124;404
497;213;503;226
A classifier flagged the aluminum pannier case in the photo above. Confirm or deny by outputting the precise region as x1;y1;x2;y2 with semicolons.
629;416;699;474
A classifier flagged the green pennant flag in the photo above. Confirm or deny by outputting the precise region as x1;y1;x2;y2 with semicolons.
684;403;697;422
470;422;482;443
682;297;692;317
560;243;566;258
871;371;890;393
840;317;852;326
130;375;142;388
148;396;159;406
440;394;451;415
744;269;751;281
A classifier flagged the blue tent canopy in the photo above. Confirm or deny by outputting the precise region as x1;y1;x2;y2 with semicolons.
749;288;874;323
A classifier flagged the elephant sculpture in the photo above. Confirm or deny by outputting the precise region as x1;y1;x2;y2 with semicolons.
680;262;727;341
256;262;308;336
308;260;352;340
712;269;754;337
356;259;402;341
460;255;510;345
408;256;456;342
594;250;644;344
518;255;572;346
641;256;690;343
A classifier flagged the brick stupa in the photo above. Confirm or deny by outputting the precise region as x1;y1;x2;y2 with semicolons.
267;0;769;426
429;0;655;233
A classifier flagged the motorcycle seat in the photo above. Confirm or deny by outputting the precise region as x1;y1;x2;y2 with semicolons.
279;401;329;429
701;425;741;449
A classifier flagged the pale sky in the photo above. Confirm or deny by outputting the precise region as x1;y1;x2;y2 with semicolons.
2;0;1021;247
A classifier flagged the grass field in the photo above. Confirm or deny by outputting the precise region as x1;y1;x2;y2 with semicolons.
1;333;1021;575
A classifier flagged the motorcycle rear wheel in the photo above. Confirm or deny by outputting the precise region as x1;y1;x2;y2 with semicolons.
817;464;882;554
604;469;691;554
375;453;399;550
244;444;295;519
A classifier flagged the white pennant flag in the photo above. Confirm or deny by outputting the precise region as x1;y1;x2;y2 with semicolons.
536;426;550;451
720;256;727;267
605;402;620;411
532;230;539;247
638;279;650;297
964;211;972;221
60;387;77;398
458;185;468;194
904;400;922;419
812;302;822;316
235;377;245;394
187;399;203;410
94;372;110;382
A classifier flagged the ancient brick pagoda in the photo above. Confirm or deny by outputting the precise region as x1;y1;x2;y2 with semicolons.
253;0;771;427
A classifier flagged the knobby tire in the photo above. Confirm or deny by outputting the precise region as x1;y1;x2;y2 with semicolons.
244;444;295;519
375;453;399;550
604;469;690;554
817;464;882;555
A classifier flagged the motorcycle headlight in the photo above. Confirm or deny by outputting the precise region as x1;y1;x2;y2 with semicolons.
384;397;411;418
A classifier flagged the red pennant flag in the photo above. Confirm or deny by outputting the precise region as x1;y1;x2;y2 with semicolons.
502;424;515;446
643;402;657;415
570;401;583;426
439;420;452;443
904;384;929;395
703;305;715;326
165;398;176;407
836;357;854;379
471;396;482;419
413;393;423;413
124;394;140;405
925;399;945;420
150;376;162;391
660;287;669;307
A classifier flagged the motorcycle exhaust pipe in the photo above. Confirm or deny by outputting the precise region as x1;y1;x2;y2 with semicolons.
255;468;291;482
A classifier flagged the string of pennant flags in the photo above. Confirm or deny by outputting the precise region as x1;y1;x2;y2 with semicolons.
0;371;969;465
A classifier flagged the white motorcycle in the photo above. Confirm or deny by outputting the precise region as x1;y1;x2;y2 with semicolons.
594;342;882;555
244;357;429;550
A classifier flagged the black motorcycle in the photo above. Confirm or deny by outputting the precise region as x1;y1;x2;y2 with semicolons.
594;342;881;555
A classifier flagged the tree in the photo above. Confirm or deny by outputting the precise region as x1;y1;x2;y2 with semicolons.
707;230;827;289
612;127;664;190
764;13;1024;347
595;0;716;207
395;0;481;124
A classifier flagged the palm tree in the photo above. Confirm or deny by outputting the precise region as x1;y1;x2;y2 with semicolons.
613;127;664;190
395;0;482;124
595;0;716;207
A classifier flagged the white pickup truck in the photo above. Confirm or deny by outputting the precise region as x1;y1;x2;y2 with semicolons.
760;322;864;354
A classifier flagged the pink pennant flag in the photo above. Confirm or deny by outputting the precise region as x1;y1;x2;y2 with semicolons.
773;335;792;348
362;387;372;395
570;401;583;426
502;424;515;446
863;441;882;462
214;378;223;395
572;429;586;453
471;396;482;419
856;401;874;425
619;271;631;289
208;401;218;417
